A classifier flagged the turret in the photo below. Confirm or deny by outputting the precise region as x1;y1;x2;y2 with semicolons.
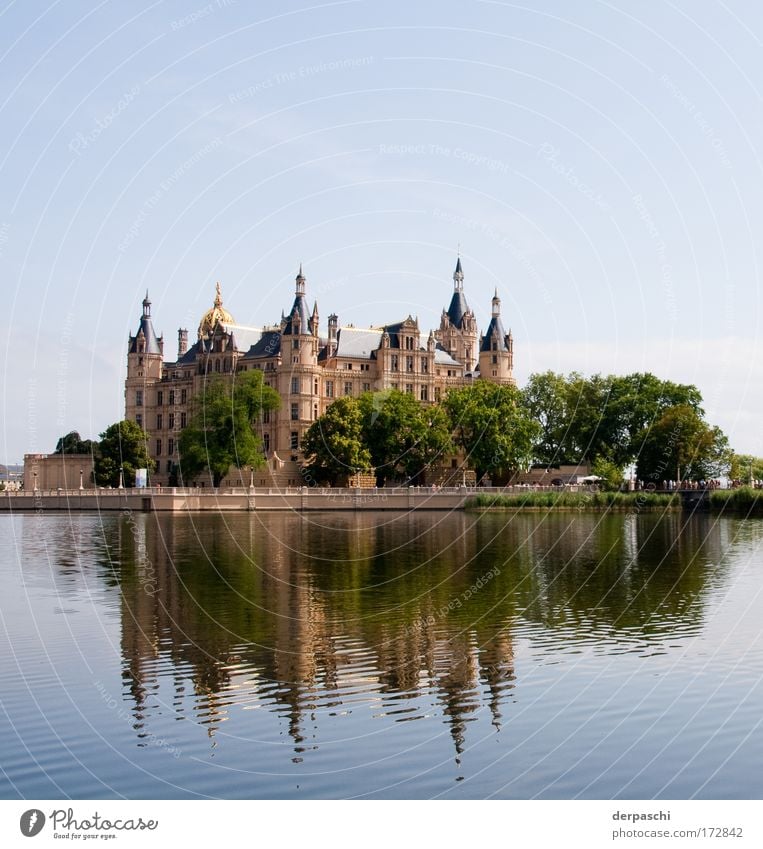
178;328;188;359
328;313;338;355
281;264;317;365
478;289;515;385
125;291;164;427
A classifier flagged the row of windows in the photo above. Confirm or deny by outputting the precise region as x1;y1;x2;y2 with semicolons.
261;430;305;453
197;358;234;375
153;389;187;406
155;412;186;430
387;355;429;373
155;438;176;457
290;376;331;395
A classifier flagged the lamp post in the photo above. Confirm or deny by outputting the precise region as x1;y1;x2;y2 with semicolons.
33;472;38;492
249;467;254;492
118;466;125;489
79;469;84;491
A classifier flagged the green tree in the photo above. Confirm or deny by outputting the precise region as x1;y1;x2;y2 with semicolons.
301;396;372;485
522;371;577;464
94;420;155;487
444;381;540;481
590;457;625;491
358;390;452;485
54;430;95;455
612;373;703;466
635;404;731;484
523;371;707;473
729;454;763;485
178;370;280;487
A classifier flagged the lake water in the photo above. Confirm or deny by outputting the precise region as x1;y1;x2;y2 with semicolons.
1;509;762;799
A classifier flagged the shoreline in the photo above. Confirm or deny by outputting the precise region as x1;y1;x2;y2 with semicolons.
2;487;759;514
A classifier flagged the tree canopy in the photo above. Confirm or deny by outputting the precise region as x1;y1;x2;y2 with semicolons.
358;389;452;485
301;396;372;485
729;454;763;485
522;371;719;479
178;369;280;486
94;420;155;487
444;381;539;481
635;404;731;483
54;431;95;455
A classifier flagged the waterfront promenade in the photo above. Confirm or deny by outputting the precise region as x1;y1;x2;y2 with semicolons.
1;483;736;513
0;485;474;512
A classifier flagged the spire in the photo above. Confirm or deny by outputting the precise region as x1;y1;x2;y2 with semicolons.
214;282;223;308
296;263;306;295
453;256;464;291
492;288;500;317
310;299;319;337
142;291;151;318
446;257;469;328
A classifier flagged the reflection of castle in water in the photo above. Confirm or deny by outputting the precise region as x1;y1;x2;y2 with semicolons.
110;513;519;759
107;511;725;760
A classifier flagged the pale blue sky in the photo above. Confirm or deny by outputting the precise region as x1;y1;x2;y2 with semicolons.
2;0;762;461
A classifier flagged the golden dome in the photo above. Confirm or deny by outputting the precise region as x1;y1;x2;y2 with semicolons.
198;282;235;338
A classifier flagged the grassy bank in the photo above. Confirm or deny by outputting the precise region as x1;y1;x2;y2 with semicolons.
466;490;679;511
708;487;763;514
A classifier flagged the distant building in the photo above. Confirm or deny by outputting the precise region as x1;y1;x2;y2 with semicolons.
125;259;515;487
23;453;94;491
510;463;592;487
0;465;22;491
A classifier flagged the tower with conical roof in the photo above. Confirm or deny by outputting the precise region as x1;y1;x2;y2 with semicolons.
125;292;164;431
478;289;515;385
276;266;320;461
435;257;479;372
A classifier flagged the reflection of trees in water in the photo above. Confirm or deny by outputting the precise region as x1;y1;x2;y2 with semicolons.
103;510;725;756
504;512;725;639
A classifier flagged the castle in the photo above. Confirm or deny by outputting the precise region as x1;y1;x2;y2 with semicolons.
125;258;514;487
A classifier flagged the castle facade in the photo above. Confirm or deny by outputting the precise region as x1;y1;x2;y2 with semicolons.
125;259;514;486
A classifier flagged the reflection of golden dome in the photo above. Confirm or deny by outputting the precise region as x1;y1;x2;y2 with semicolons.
198;282;235;338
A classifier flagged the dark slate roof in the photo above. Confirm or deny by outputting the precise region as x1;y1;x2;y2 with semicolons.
244;330;282;358
129;316;162;355
176;339;203;365
446;290;469;328
480;315;508;352
282;293;311;336
380;321;401;349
